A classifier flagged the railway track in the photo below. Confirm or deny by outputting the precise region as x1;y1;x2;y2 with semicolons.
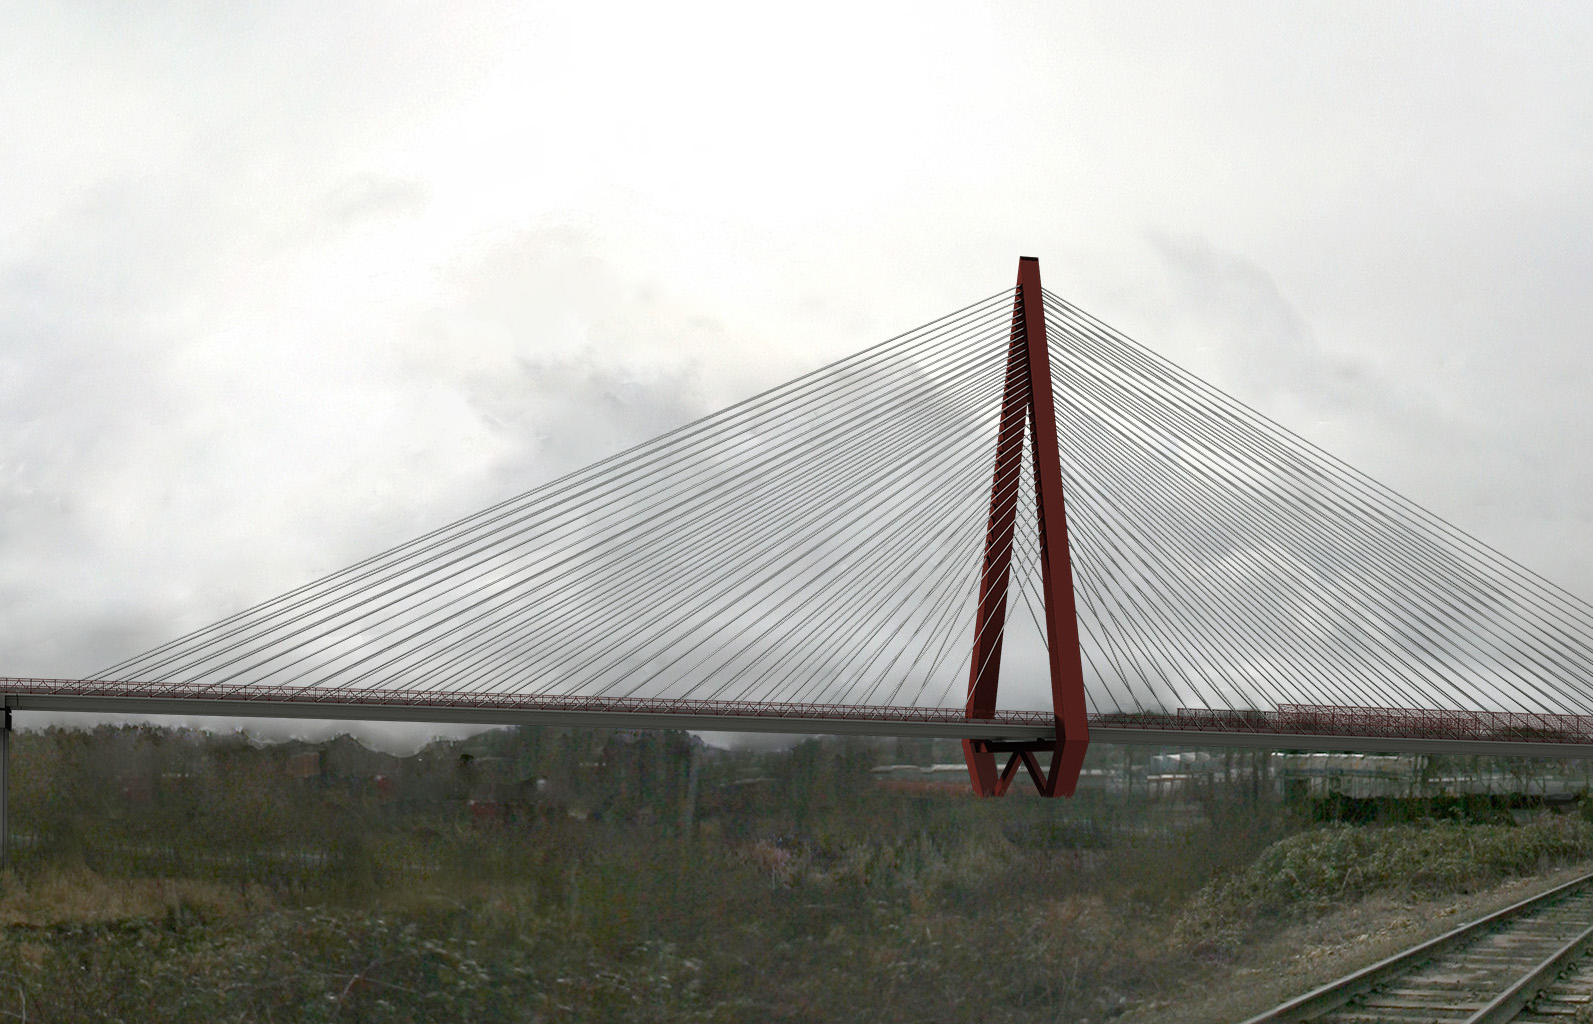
1241;870;1593;1023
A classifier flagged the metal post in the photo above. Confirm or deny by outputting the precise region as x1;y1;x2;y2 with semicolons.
1;704;10;872
680;741;699;836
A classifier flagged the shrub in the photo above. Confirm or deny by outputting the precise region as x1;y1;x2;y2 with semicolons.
1176;816;1593;951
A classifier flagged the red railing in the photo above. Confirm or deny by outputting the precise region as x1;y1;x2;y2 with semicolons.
1135;704;1593;746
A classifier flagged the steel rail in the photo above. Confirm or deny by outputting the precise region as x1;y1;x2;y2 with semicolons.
1468;916;1593;1023
1238;870;1593;1024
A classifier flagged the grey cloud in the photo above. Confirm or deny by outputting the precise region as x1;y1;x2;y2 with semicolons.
1148;232;1424;424
7;2;1593;746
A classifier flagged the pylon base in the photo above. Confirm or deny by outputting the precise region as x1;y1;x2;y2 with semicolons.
962;733;1087;797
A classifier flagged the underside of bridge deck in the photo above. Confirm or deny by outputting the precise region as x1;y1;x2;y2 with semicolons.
7;688;1593;760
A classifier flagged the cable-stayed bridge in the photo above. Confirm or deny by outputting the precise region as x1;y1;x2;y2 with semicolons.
10;256;1593;799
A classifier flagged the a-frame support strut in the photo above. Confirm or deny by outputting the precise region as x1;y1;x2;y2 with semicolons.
962;257;1090;797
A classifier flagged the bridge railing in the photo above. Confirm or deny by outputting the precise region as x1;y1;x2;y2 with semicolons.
0;676;1056;728
1163;704;1593;746
5;677;1593;746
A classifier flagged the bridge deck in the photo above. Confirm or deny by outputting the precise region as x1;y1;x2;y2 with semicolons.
5;678;1593;759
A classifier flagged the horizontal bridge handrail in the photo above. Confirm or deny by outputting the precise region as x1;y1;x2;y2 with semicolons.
4;677;1593;747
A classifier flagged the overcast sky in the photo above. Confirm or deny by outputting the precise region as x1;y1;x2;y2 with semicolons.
4;2;1591;750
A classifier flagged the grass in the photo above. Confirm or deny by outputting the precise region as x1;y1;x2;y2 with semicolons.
3;822;1576;1024
0;812;1237;1023
0;867;268;927
0;818;1583;1022
5;725;1591;1021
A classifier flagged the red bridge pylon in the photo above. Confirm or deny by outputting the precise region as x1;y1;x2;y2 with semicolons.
963;257;1090;797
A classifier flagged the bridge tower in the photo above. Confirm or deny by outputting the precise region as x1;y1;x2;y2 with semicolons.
963;257;1090;797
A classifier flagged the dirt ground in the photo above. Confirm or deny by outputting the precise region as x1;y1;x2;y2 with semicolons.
1118;860;1593;1024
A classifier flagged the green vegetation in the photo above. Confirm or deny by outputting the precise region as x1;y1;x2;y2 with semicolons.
0;726;1587;1021
1177;816;1593;955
